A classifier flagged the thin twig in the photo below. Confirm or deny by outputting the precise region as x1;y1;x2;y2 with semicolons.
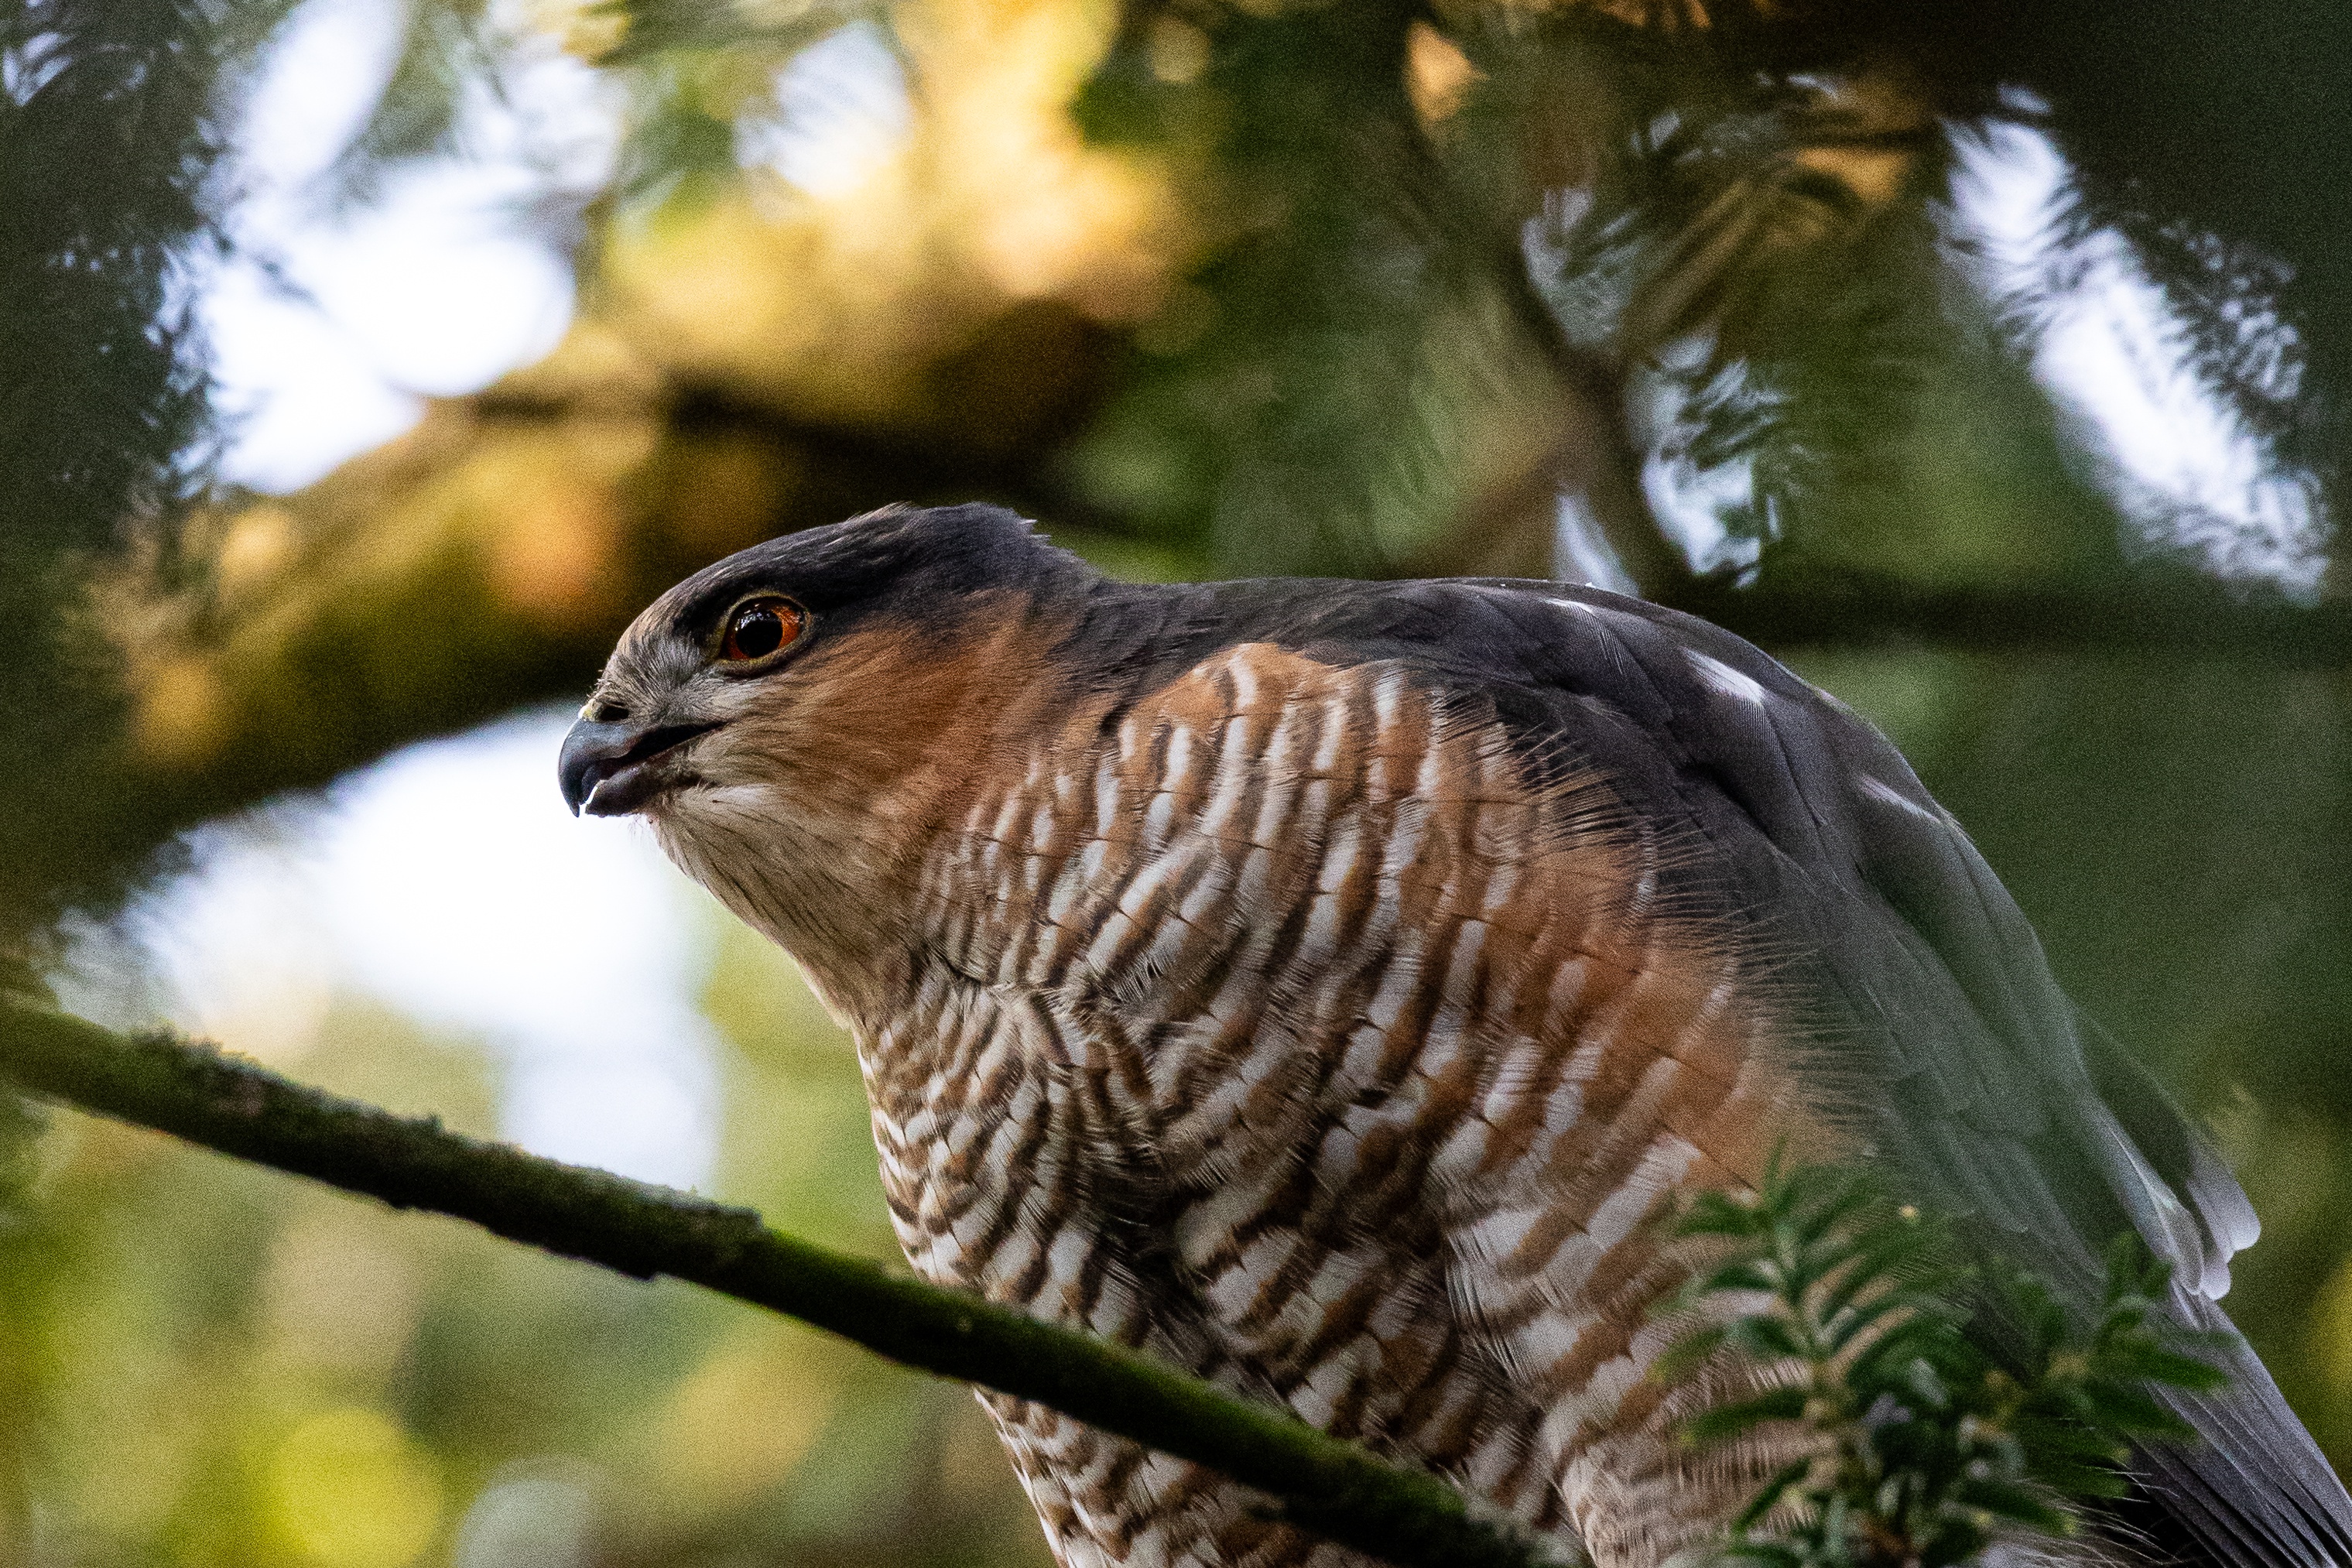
0;1004;1573;1568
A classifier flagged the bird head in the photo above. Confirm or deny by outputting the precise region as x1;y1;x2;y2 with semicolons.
558;503;1095;972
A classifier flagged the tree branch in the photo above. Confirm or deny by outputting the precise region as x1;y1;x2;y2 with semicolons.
1662;577;2352;666
0;1004;1572;1568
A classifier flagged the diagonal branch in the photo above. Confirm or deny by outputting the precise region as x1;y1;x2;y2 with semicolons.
0;1004;1573;1568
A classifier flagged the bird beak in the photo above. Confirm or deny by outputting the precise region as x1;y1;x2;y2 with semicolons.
558;717;721;817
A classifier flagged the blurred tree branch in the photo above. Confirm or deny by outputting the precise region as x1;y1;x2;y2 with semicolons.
7;2;2352;1547
22;0;2343;960
16;300;1128;954
54;375;2348;984
0;1001;1572;1568
1668;576;2352;666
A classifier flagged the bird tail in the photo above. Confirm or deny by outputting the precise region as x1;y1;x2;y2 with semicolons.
2114;1299;2352;1568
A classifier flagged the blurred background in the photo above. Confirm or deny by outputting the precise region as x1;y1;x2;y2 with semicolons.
2;0;2349;1563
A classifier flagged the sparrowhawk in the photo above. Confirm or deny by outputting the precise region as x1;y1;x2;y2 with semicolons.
558;503;2352;1568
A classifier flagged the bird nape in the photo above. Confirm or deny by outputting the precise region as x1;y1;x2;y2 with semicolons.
558;502;2352;1568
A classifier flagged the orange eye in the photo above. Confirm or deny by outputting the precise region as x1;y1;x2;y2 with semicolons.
719;595;806;662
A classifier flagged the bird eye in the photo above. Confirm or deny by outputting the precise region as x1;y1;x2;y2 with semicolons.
718;595;806;663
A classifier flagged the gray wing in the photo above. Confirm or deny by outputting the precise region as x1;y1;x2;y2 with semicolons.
1348;578;2347;1568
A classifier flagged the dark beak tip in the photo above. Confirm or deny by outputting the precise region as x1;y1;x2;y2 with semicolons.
556;718;611;819
560;716;722;820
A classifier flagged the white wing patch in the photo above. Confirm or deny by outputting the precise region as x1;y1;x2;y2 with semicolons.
1685;649;1768;708
1858;773;1943;823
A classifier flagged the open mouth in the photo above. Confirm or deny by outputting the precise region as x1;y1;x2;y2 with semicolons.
572;721;721;817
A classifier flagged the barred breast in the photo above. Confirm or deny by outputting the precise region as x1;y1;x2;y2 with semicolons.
857;642;1821;1568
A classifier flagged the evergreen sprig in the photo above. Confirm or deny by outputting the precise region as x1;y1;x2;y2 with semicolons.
1662;1162;2227;1568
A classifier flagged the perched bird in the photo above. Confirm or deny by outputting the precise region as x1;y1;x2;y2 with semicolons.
560;503;2350;1568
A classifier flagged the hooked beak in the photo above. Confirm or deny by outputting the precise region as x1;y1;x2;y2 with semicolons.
558;717;721;817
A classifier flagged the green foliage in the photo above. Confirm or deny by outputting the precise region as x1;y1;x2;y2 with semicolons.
0;978;1054;1568
1507;50;2119;585
1071;0;1559;577
0;0;224;950
1666;1162;2225;1568
0;1092;42;1220
327;0;495;191
0;0;217;553
591;0;875;64
6;0;2352;1555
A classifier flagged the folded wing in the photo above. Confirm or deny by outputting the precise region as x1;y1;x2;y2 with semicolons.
1268;577;2352;1568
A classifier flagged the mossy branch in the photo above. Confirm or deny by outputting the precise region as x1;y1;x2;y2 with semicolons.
0;1003;1571;1568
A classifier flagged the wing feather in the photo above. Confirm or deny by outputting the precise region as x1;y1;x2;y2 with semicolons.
1300;577;2352;1568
